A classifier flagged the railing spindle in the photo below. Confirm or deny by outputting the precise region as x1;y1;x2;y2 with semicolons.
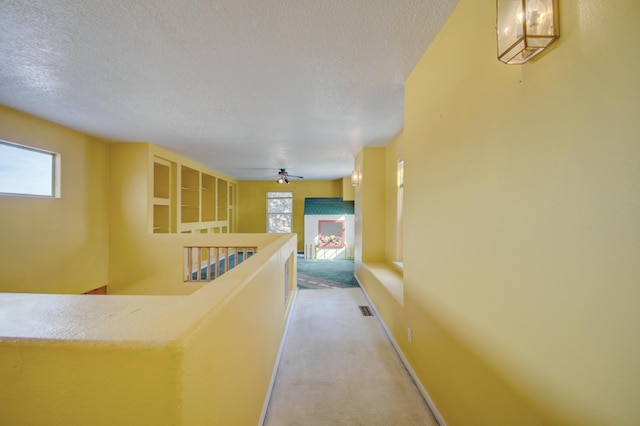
214;247;220;279
184;245;258;283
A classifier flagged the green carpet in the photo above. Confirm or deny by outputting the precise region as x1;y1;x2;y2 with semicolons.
297;258;359;287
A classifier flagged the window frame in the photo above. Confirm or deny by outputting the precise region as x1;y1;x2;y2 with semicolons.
266;191;293;233
0;139;60;198
395;159;404;266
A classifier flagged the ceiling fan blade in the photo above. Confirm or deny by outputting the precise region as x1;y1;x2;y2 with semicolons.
287;174;304;179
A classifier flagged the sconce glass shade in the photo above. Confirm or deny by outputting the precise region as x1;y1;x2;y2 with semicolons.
497;0;559;64
351;170;360;187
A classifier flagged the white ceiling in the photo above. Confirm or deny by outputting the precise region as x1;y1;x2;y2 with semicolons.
0;0;457;181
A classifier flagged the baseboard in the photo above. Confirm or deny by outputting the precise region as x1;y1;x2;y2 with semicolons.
355;275;448;426
258;290;299;425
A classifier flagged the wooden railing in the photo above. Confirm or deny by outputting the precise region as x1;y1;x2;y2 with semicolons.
184;246;258;282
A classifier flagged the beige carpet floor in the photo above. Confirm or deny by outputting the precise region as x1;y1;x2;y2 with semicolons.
263;288;439;426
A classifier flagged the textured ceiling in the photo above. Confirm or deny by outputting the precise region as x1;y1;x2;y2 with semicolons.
0;0;457;181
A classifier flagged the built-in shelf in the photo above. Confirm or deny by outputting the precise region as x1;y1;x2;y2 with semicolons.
153;204;170;233
150;153;235;234
154;161;170;199
202;173;216;222
152;157;175;233
153;197;170;206
181;166;200;223
217;178;228;221
228;183;236;232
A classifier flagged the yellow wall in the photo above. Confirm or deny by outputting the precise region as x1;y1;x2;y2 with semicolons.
238;179;343;250
0;106;297;425
399;0;640;424
0;106;110;294
0;233;297;426
384;132;403;263
354;147;386;263
181;234;297;425
108;143;238;295
341;176;355;201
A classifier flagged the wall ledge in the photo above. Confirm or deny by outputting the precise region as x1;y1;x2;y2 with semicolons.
362;262;404;306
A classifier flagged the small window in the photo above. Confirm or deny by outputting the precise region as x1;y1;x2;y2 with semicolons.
0;140;59;197
267;191;293;233
396;159;404;263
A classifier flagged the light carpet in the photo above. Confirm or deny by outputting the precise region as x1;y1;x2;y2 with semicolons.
263;288;438;426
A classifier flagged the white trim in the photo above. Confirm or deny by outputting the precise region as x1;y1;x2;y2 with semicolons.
266;191;293;233
0;139;60;198
259;290;299;425
355;275;447;426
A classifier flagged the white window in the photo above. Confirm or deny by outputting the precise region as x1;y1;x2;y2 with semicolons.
267;191;292;233
395;159;404;265
0;140;60;197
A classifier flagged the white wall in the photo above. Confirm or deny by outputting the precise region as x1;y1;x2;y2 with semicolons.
304;214;355;259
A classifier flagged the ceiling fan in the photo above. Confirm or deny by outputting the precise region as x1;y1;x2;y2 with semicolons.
276;168;304;184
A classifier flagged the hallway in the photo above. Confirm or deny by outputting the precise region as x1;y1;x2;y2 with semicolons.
263;288;439;425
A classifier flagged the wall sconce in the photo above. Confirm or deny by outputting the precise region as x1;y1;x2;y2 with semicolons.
351;170;361;187
497;0;559;64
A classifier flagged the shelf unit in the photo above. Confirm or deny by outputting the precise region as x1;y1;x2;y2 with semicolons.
153;204;170;233
113;143;237;236
201;173;216;222
217;178;228;221
180;166;200;224
152;158;175;233
147;148;236;234
228;183;236;232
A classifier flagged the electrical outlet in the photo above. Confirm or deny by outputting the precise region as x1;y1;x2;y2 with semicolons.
408;327;412;344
